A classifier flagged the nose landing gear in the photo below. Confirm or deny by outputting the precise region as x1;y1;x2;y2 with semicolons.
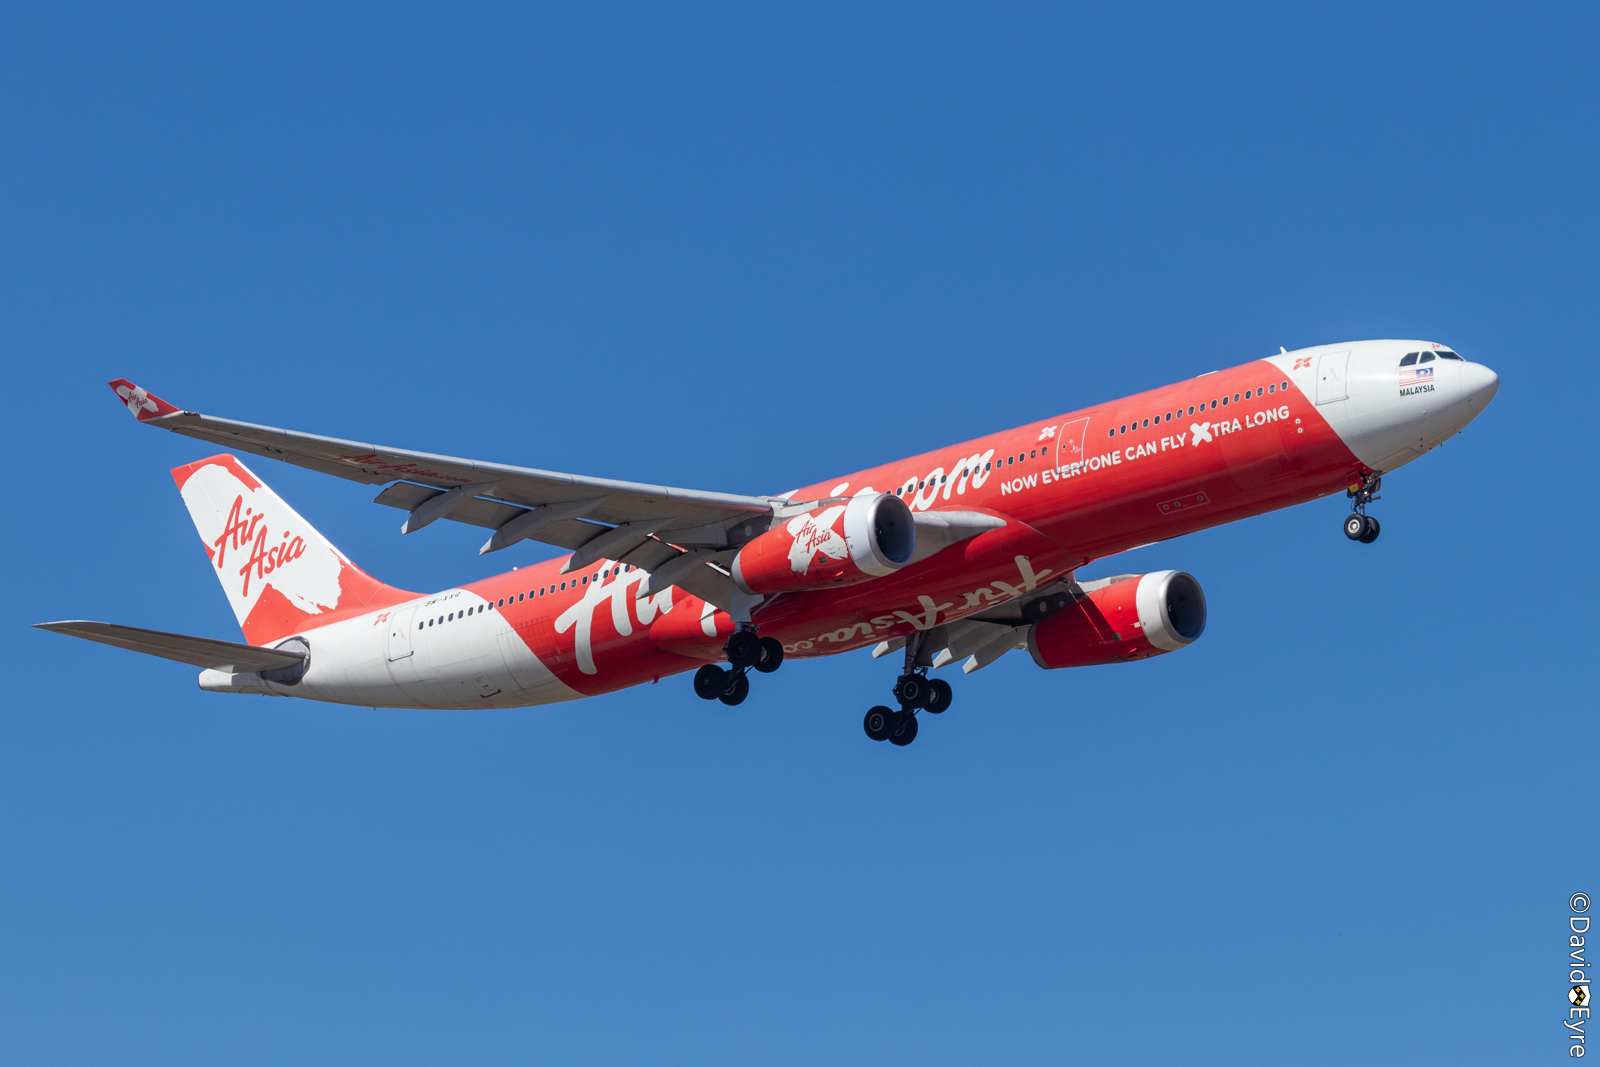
1343;472;1382;544
692;628;784;706
863;633;955;746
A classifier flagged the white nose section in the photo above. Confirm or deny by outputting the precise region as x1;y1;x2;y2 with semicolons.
1460;361;1500;408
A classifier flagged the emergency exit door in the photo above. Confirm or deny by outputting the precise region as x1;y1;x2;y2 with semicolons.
1316;350;1350;405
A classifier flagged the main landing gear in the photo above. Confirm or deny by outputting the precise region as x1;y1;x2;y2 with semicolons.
1343;471;1382;544
692;627;783;706
863;633;954;747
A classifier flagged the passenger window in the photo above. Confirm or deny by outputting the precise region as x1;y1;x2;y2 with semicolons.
1233;393;1240;402
417;622;423;630
1188;406;1195;415
1268;384;1275;393
1399;353;1419;366
1419;352;1435;363
1029;450;1036;458
1108;429;1115;438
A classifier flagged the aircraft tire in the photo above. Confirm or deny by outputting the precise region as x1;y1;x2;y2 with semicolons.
889;713;919;747
1360;516;1381;544
863;705;894;741
924;678;953;714
893;673;929;709
754;637;784;674
1343;513;1367;541
693;664;727;700
718;671;750;706
726;630;760;669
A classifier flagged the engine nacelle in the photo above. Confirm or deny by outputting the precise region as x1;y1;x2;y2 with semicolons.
732;493;915;595
1027;570;1206;669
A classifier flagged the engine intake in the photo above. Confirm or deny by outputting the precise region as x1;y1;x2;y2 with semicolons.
733;493;915;595
1028;570;1206;669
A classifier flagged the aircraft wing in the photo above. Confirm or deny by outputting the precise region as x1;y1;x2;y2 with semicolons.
34;620;308;674
107;380;778;566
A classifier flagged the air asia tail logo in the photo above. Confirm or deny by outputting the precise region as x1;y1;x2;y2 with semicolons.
786;506;849;575
175;456;346;627
212;494;308;598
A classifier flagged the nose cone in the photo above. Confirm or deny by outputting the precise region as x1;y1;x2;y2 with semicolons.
1460;361;1500;409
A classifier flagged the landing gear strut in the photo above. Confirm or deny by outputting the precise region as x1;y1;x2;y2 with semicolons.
863;632;955;746
692;627;784;706
1343;472;1382;544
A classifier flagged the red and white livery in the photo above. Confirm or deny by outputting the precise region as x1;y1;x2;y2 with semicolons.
39;340;1499;747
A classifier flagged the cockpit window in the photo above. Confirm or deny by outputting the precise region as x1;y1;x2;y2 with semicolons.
1419;352;1435;363
1436;350;1464;360
1399;352;1419;366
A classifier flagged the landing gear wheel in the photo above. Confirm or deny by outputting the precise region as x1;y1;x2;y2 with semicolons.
725;630;760;669
693;664;727;700
924;678;953;714
863;705;894;741
718;671;750;706
754;637;785;674
1359;515;1381;544
893;673;930;709
889;712;919;746
1343;513;1367;541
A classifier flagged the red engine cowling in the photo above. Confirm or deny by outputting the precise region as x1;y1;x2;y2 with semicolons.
1027;570;1206;669
732;493;915;595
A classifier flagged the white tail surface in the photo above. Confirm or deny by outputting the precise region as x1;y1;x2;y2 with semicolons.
171;454;413;646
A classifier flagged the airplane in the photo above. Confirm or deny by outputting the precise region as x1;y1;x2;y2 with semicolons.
36;339;1498;747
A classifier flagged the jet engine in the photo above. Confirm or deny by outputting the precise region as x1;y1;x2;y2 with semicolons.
732;493;915;595
1027;570;1206;669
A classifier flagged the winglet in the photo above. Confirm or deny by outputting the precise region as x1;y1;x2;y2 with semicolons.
107;379;181;421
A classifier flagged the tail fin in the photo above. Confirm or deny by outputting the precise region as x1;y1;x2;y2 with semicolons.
172;454;415;645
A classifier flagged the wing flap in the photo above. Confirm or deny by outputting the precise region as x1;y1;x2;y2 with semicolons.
34;621;308;673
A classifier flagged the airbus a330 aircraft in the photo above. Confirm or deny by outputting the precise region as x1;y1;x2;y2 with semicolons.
38;340;1497;746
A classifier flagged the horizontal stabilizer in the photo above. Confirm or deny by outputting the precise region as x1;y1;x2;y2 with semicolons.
33;620;307;673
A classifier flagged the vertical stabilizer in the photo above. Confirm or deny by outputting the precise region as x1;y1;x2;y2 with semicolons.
171;454;414;645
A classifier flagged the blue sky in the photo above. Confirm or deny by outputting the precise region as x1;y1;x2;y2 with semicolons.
2;3;1596;1063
